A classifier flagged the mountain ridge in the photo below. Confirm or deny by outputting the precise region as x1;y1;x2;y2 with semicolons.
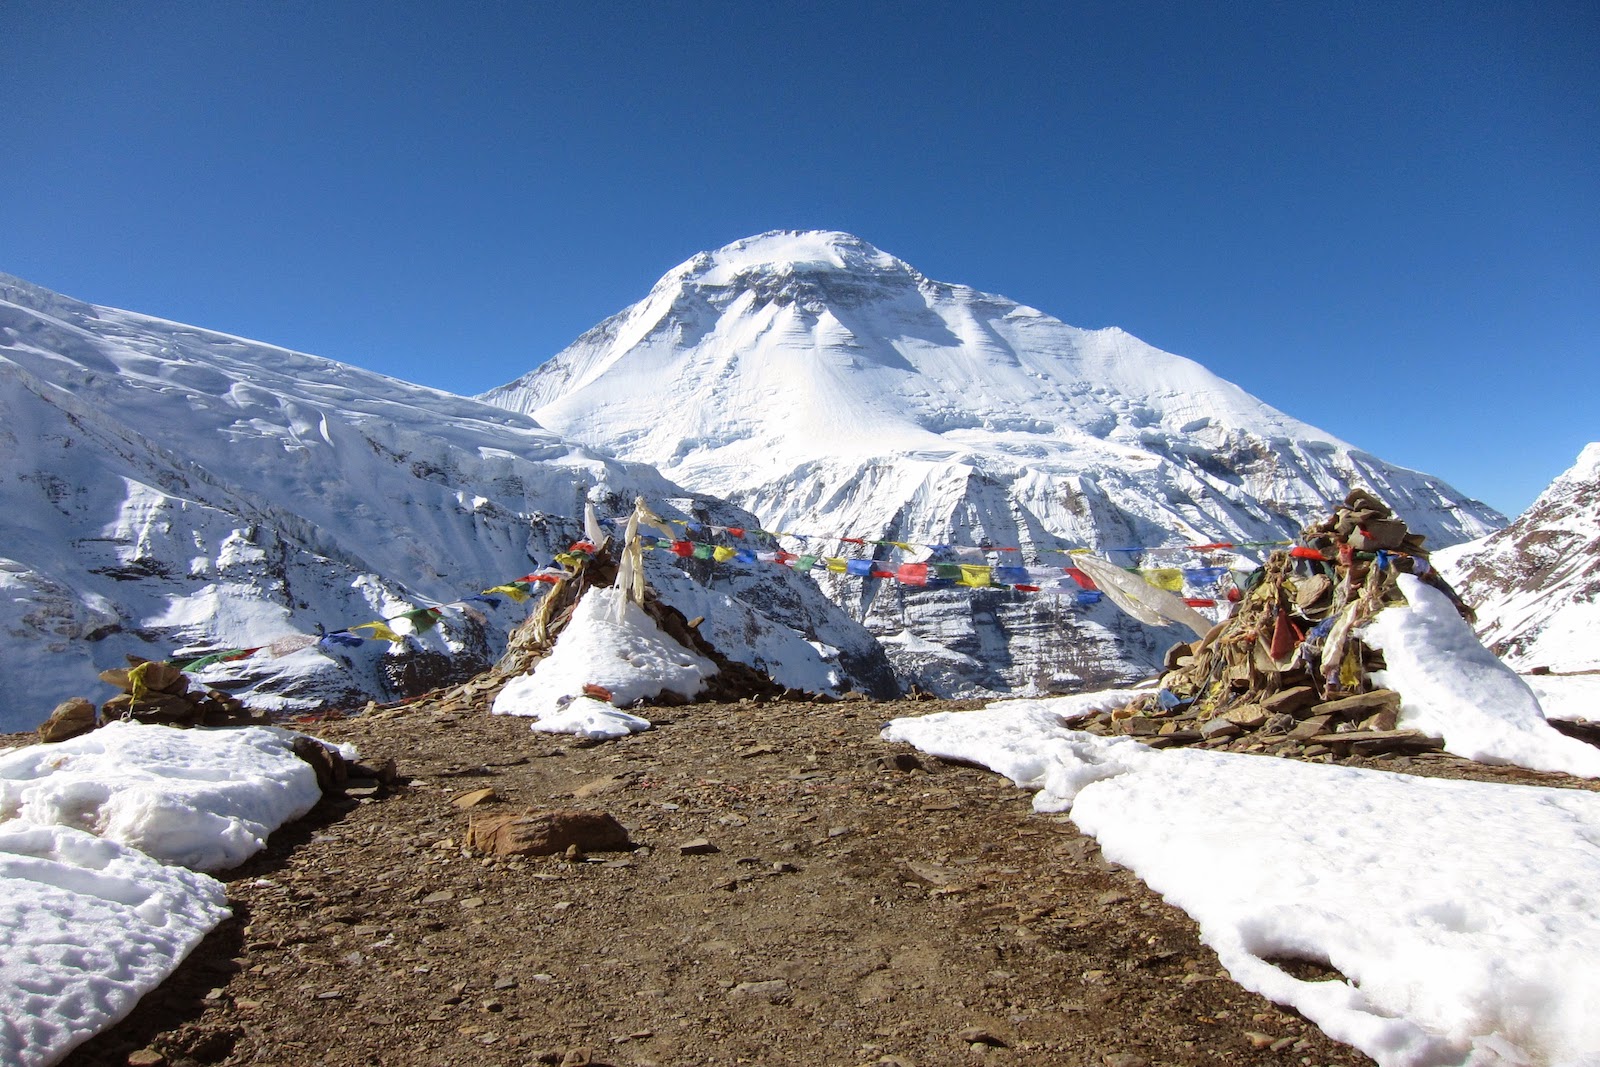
0;270;891;730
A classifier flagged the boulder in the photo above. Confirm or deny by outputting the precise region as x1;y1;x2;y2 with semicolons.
37;697;99;743
466;809;633;857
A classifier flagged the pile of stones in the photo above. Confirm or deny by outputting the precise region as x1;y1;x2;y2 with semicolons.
35;655;269;742
1071;489;1472;761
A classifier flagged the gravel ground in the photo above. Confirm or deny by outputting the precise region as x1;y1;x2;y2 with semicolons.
39;695;1598;1067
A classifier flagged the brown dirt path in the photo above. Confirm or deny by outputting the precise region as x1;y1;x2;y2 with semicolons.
47;696;1594;1067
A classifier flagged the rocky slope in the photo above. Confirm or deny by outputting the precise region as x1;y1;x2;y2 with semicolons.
482;231;1504;694
1435;443;1600;672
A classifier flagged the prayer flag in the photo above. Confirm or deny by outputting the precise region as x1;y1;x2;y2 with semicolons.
897;563;929;586
353;621;404;644
1064;567;1097;590
1141;568;1185;592
318;631;365;650
958;565;991;588
846;559;874;577
712;545;736;562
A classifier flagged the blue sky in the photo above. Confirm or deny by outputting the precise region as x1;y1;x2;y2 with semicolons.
4;2;1595;518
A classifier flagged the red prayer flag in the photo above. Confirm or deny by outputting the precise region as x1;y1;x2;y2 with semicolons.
671;541;695;557
897;563;929;586
1064;567;1098;590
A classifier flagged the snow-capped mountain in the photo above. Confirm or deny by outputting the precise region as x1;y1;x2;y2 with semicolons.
483;231;1505;692
1435;444;1600;673
0;273;891;731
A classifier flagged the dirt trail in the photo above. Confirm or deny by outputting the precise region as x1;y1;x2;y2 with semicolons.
52;696;1597;1067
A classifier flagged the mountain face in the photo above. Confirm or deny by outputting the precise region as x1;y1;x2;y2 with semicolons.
482;230;1505;694
1434;444;1600;673
0;274;892;731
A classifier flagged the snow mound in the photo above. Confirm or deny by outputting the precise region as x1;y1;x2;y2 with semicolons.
492;587;717;739
0;721;325;871
1363;575;1600;777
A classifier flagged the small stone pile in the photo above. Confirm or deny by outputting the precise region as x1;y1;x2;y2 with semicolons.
35;655;269;742
1072;489;1473;760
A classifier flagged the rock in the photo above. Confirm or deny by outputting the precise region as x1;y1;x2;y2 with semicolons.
957;1026;1008;1047
1359;707;1400;732
1243;1030;1276;1049
1287;715;1333;742
1262;686;1317;716
1311;689;1401;721
559;1048;593;1067
1119;715;1159;736
37;697;98;743
1222;704;1267;728
289;734;349;793
1261;713;1295;735
1102;1054;1148;1067
1199;718;1241;740
126;1050;167;1067
465;809;633;857
728;979;789;1001
678;837;719;855
452;787;498;808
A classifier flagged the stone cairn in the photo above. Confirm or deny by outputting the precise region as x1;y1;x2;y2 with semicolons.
35;655;269;743
1071;489;1474;760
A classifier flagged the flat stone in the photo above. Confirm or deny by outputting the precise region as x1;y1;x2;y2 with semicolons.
452;787;498;808
1302;729;1430;747
1223;703;1267;728
466;809;632;857
1199;718;1241;740
957;1027;1009;1047
1312;689;1401;720
678;838;719;855
1262;686;1317;716
1287;714;1333;741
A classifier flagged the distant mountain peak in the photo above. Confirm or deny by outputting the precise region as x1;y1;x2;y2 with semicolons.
669;230;913;289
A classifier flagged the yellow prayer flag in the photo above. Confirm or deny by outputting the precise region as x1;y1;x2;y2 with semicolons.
825;557;847;573
353;621;404;643
1141;568;1185;592
958;564;992;588
484;583;531;602
712;545;736;562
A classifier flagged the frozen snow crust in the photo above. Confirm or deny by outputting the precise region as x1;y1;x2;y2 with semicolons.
0;723;329;1065
884;700;1600;1067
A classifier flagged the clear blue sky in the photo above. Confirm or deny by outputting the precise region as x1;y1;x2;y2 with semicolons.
4;2;1595;518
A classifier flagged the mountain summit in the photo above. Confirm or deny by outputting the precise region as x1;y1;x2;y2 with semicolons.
485;230;1497;547
483;230;1504;693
